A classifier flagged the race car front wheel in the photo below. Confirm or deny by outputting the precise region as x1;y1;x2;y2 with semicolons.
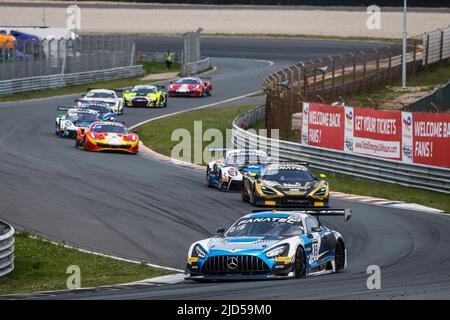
294;247;307;278
334;240;345;272
206;167;213;188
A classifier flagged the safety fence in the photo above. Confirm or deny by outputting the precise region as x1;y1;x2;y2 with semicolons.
263;26;450;141
232;105;450;193
135;51;182;64
183;57;211;76
0;65;143;96
181;28;210;76
0;220;14;278
403;81;450;113
0;35;137;81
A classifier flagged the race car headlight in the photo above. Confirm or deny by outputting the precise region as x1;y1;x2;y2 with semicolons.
266;244;289;258
192;245;207;259
261;186;277;195
314;187;327;196
228;168;238;177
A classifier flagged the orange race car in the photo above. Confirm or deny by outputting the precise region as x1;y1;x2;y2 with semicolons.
75;121;139;154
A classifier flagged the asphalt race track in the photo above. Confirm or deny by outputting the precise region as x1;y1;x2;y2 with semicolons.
1;37;450;299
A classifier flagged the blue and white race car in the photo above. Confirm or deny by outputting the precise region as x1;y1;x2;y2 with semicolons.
185;209;351;281
55;108;100;138
206;149;270;191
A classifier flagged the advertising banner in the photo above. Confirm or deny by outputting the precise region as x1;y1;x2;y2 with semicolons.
302;103;344;150
352;108;402;160
300;103;450;168
412;113;450;167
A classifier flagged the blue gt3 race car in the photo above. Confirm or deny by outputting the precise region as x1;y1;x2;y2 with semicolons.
185;208;351;281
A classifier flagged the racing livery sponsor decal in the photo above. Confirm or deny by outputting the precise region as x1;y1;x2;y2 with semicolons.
412;113;450;167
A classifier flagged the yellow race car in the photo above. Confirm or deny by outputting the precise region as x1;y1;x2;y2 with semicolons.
123;85;167;108
242;163;329;207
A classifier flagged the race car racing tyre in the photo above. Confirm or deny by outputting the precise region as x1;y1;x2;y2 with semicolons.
334;240;345;273
241;189;247;202
206;167;213;188
75;139;81;148
294;247;307;278
249;188;257;205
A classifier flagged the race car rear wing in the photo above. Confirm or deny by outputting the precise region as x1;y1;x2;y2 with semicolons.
268;161;310;167
252;208;352;221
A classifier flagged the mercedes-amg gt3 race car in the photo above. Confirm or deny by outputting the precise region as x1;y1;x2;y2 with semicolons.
206;149;270;191
185;209;351;281
242;163;329;207
78;89;124;114
168;77;212;97
75;121;139;154
55;108;101;138
123;85;167;108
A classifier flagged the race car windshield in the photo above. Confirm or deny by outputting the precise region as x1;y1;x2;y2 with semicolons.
225;154;269;165
86;92;115;99
68;113;99;122
176;79;199;85
132;88;157;94
226;218;304;237
262;168;314;182
92;125;128;134
83;105;111;114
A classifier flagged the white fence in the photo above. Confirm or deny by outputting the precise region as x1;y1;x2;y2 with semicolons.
423;26;450;65
0;221;14;278
0;65;143;96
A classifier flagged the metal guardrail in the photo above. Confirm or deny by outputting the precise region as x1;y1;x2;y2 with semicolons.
0;65;144;96
232;105;450;194
0;221;15;278
183;57;211;76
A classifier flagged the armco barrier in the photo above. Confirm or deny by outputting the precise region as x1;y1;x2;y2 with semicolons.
182;57;211;76
232;105;450;194
0;65;144;96
0;221;14;278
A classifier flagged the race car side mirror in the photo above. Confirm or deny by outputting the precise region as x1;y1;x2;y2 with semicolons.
216;228;225;234
311;226;322;233
132;130;139;135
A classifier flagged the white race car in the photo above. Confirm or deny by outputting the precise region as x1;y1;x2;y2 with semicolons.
55;108;100;138
78;89;124;115
206;149;270;191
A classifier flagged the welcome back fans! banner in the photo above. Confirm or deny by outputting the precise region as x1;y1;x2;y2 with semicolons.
301;103;450;168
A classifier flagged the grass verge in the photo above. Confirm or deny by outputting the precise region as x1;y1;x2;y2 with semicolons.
138;104;257;166
0;233;171;295
137;104;449;213
140;61;181;75
0;62;179;102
